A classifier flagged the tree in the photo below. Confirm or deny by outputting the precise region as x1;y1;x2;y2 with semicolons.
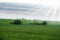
11;19;22;25
42;21;47;25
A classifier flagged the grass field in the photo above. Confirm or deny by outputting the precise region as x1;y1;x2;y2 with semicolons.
0;19;60;40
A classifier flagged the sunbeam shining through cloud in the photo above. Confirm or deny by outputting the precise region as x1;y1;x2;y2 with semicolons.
0;0;60;21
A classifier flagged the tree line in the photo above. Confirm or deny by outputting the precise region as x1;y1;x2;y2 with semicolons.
10;19;47;25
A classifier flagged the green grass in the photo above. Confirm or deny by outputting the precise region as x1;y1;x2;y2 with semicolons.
0;19;60;40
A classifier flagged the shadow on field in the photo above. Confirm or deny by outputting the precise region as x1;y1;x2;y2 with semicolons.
0;34;7;40
0;35;5;40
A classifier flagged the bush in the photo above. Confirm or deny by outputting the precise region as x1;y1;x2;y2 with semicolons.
29;22;42;25
11;19;22;25
42;21;47;25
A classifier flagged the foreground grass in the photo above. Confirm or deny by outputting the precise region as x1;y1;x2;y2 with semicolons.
0;19;60;40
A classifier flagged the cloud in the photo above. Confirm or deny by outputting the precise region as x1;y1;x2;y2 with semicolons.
1;0;60;7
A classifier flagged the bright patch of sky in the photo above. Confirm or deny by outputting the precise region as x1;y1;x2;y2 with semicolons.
0;0;60;7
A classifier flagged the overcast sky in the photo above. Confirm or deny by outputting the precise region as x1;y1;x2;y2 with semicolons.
0;0;60;7
0;0;60;21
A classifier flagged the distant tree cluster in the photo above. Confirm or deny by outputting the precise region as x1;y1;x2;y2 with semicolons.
10;19;47;25
42;21;47;25
10;19;22;25
30;21;47;25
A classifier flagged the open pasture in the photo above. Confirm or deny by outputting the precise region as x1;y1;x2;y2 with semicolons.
0;19;60;40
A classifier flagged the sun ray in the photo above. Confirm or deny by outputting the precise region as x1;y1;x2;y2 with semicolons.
47;8;54;20
0;0;60;21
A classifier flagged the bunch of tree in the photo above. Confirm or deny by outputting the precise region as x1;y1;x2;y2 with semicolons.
29;21;47;25
42;21;47;25
11;19;22;25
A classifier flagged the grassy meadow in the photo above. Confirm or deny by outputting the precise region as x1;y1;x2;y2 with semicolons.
0;19;60;40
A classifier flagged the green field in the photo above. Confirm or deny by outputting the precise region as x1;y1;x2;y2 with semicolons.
0;19;60;40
